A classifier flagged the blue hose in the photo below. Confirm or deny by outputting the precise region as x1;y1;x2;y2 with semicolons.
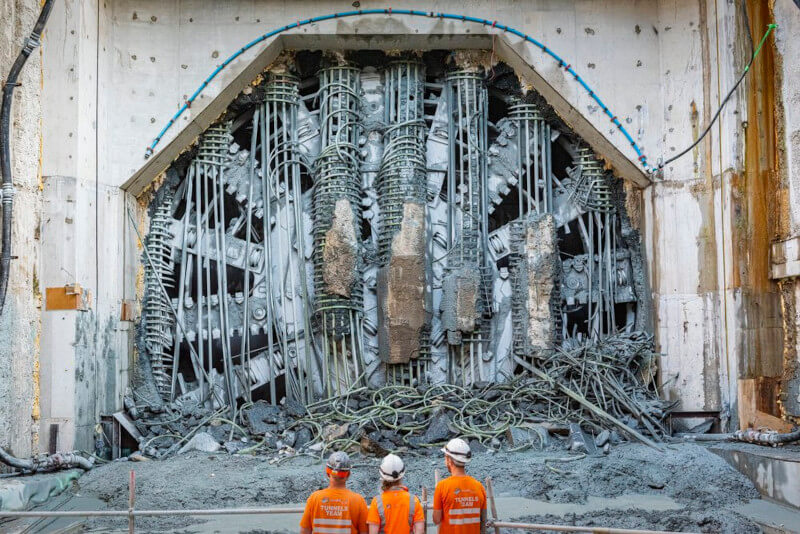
144;8;649;171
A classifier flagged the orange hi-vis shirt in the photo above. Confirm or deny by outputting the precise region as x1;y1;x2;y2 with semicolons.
366;486;424;534
300;487;368;534
433;475;486;534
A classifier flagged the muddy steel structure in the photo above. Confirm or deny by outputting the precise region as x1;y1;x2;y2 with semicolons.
138;52;648;411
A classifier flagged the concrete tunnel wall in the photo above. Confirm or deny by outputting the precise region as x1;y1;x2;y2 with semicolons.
0;0;799;455
0;0;45;459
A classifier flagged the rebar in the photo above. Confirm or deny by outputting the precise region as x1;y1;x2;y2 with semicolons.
509;103;553;215
508;220;527;360
144;194;175;400
273;332;670;451
377;60;427;262
573;147;614;214
443;69;490;387
313;64;362;313
379;60;431;385
573;147;617;340
312;64;365;397
261;73;315;405
197;124;237;412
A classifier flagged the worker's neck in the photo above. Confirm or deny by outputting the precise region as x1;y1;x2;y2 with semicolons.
329;478;348;490
449;465;467;477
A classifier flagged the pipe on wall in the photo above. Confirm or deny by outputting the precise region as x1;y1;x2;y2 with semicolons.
0;0;55;315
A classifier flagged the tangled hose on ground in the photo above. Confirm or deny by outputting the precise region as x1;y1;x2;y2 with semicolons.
134;333;671;458
733;427;800;446
0;448;94;473
272;333;673;453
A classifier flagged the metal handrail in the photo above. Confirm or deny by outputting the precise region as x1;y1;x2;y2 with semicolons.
0;471;696;534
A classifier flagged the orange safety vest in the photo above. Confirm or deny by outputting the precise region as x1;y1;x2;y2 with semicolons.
374;491;416;534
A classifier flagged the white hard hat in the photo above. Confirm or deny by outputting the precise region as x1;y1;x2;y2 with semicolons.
442;438;472;465
379;454;405;482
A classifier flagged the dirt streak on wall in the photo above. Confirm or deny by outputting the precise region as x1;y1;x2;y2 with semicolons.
728;0;786;419
696;0;722;413
738;1;779;293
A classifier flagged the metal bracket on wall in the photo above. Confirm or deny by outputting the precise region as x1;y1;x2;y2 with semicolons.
45;284;91;311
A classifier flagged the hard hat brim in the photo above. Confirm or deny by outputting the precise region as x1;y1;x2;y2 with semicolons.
379;466;405;481
441;446;471;464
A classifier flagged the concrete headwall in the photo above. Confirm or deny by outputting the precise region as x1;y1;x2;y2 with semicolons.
641;0;792;428
37;0;137;453
2;0;800;453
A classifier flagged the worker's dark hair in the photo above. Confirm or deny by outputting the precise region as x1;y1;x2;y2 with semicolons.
381;478;402;492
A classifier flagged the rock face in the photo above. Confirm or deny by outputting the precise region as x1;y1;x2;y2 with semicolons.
178;432;220;454
322;198;358;297
441;266;481;345
377;203;430;364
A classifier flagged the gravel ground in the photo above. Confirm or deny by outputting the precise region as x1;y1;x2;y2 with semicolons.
55;442;762;533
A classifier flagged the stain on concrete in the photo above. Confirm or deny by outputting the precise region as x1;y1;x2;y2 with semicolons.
696;0;719;296
72;310;121;452
728;1;785;403
74;310;98;451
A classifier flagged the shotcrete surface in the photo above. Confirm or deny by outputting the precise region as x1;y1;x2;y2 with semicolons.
55;443;759;532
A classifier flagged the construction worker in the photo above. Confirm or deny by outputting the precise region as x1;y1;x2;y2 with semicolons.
433;438;487;534
300;451;369;534
366;454;424;534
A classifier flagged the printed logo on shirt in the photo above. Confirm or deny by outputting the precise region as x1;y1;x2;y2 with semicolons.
320;497;349;516
454;495;479;507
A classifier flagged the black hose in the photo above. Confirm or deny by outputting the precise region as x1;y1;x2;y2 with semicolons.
655;22;776;173
0;0;56;315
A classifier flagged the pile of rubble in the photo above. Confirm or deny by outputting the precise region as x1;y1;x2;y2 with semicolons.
121;333;673;460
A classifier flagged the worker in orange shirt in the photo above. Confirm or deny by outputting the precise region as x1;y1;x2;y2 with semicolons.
300;451;369;534
433;438;487;534
366;454;424;534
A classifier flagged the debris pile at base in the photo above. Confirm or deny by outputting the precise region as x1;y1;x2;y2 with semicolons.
122;333;674;460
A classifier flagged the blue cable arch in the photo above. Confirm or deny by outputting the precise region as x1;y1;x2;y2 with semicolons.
144;8;650;171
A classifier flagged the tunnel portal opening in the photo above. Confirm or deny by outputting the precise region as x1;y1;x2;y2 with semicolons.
140;50;649;410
